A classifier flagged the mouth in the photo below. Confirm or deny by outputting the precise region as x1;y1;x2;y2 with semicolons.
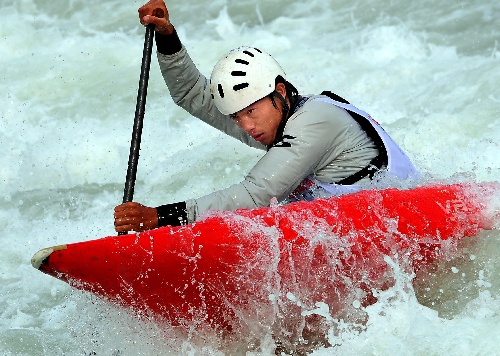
252;133;264;142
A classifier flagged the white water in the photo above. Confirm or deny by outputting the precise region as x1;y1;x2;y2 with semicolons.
1;0;499;354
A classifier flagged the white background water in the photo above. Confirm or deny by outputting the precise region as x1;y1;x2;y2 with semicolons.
1;0;499;354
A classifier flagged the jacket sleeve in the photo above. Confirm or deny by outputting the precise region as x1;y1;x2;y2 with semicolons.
156;46;266;150
184;101;360;222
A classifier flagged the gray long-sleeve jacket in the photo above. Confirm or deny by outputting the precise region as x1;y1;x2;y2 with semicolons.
157;46;378;223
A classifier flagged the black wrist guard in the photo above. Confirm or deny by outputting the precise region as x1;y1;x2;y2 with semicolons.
155;28;182;55
156;201;188;227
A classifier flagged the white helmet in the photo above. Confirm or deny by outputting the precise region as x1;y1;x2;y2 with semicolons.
210;47;286;115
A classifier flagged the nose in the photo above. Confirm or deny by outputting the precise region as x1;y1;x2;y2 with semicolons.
239;116;255;133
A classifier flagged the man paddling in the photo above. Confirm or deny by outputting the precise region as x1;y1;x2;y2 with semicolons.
114;0;418;233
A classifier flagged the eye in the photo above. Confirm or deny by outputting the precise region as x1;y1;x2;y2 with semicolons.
229;113;241;123
247;108;255;115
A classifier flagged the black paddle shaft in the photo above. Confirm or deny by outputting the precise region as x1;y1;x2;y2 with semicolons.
119;24;155;235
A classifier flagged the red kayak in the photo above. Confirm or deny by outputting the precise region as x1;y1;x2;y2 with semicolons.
31;183;497;334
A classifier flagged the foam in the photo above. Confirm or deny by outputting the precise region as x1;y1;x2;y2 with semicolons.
0;0;498;354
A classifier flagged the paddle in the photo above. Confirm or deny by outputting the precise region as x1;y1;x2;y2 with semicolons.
119;23;156;235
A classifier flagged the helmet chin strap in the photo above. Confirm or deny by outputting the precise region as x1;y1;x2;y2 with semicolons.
267;90;292;150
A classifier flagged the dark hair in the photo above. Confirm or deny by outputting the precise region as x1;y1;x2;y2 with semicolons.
268;75;299;114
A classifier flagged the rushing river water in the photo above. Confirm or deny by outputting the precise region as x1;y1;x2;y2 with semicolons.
1;0;499;354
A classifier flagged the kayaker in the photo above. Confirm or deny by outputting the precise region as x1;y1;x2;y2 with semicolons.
114;0;418;233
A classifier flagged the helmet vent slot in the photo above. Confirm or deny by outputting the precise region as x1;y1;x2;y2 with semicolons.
218;84;224;98
242;50;254;57
233;83;249;91
231;71;246;76
235;59;249;65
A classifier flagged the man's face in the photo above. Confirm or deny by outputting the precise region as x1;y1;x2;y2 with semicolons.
229;83;287;146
